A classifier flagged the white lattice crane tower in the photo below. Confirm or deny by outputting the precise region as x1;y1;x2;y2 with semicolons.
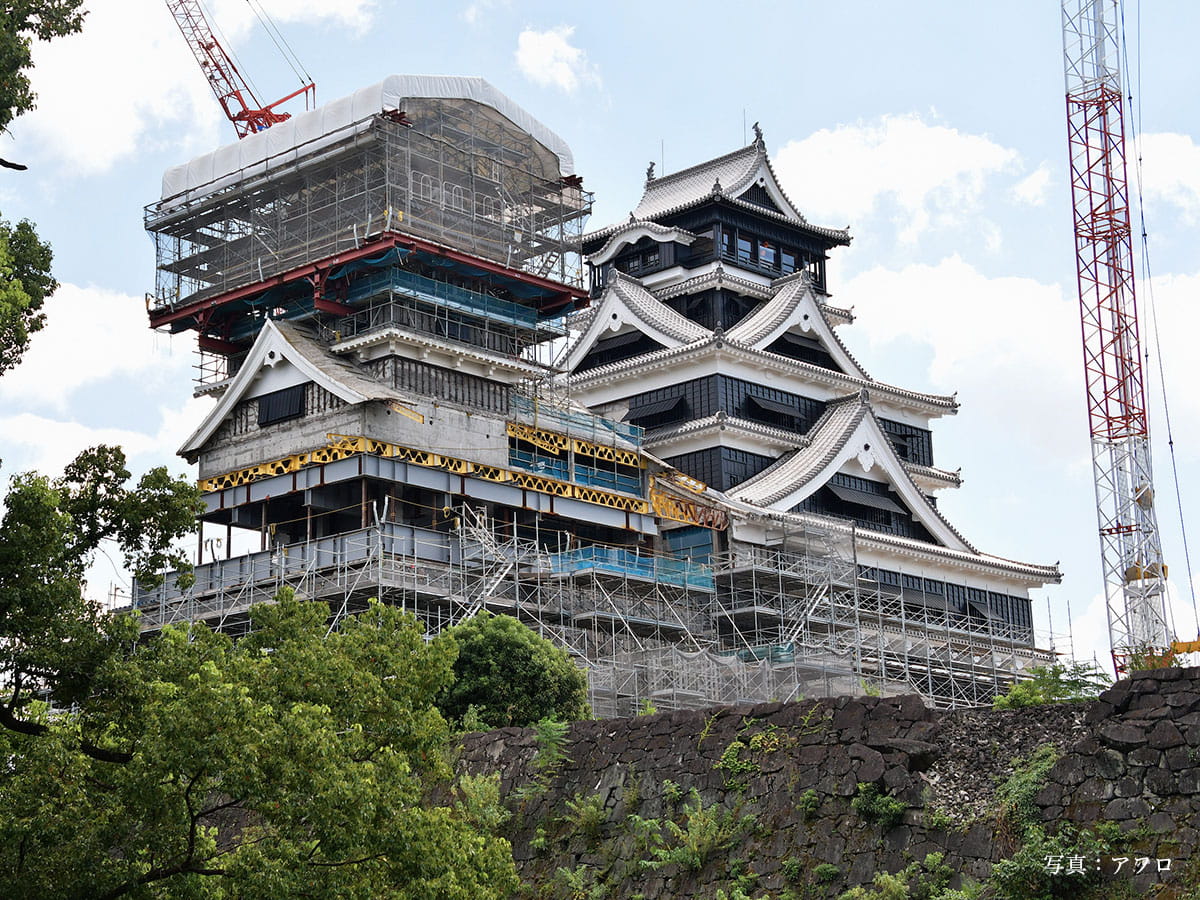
1062;0;1171;672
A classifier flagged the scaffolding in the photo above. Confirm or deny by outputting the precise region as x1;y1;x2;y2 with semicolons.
146;95;593;316
130;501;1050;711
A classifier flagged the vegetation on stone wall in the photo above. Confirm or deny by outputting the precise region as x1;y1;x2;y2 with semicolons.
992;662;1111;709
457;669;1200;900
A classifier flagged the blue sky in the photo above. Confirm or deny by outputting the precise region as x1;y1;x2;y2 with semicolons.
1;0;1198;672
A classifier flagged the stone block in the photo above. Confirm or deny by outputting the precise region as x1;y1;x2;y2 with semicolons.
1075;776;1115;802
959;822;994;859
1084;700;1116;725
1147;811;1176;833
1113;775;1143;798
1050;759;1086;786
1035;783;1064;807
848;851;877;885
1094;747;1126;779
879;738;940;770
1145;766;1177;796
1130;692;1166;710
1098;721;1147;751
1148;720;1185;750
850;743;886;783
1104;797;1152;820
1165;746;1194;770
1180;768;1200;795
897;693;929;722
883;765;911;795
1128;746;1164;767
832;702;867;732
826;746;852;777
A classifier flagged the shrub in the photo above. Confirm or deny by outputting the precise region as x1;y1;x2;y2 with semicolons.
992;662;1111;709
851;782;907;829
436;612;590;727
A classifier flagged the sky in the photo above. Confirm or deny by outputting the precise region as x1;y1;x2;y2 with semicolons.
0;0;1197;675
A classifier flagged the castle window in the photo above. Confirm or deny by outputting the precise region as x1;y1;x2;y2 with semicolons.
781;249;796;274
444;182;467;211
415;173;438;203
258;383;306;426
759;241;776;267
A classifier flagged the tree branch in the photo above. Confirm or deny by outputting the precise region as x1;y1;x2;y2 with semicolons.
0;697;133;763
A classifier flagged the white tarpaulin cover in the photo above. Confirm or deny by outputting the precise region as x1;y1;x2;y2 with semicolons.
158;74;575;210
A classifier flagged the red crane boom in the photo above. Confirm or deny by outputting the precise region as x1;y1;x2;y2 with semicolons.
167;0;314;139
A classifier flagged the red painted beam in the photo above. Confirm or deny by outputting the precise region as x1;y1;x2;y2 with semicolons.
197;334;247;355
148;231;587;332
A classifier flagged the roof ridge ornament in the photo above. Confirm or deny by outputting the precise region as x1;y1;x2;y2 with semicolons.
752;121;763;145
712;177;722;196
646;161;655;183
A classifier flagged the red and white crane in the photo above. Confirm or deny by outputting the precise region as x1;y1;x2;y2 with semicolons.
1061;0;1198;671
166;0;314;139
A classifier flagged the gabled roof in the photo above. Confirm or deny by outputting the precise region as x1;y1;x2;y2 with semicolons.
635;142;773;220
584;136;851;245
588;220;699;266
568;334;959;417
179;319;414;457
654;266;775;303
562;272;708;372
733;505;1062;584
729;390;974;552
726;273;869;379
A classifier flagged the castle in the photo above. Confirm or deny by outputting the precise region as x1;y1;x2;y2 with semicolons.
130;76;1060;710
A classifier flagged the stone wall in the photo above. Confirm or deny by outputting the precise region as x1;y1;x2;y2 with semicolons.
458;667;1200;898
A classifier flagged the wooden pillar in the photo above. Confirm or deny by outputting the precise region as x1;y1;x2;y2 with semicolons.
226;523;232;559
260;502;268;552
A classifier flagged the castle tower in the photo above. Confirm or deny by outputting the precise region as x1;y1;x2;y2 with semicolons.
133;84;1060;710
564;132;1062;706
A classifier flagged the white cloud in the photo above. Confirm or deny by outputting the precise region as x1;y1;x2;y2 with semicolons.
462;0;509;25
773;114;1018;242
207;0;376;40
12;0;374;175
1138;131;1200;221
841;255;1080;453
0;391;210;478
515;26;600;93
0;282;194;411
0;412;156;477
1013;163;1051;205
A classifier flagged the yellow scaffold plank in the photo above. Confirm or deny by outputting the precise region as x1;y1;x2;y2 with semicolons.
506;421;568;454
511;471;574;497
571;438;645;469
199;433;648;517
574;485;651;513
649;478;727;530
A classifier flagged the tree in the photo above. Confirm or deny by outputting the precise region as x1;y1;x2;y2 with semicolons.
0;0;86;136
0;448;519;897
436;612;590;728
0;593;519;899
992;661;1112;710
0;0;88;369
0;215;55;373
0;445;202;731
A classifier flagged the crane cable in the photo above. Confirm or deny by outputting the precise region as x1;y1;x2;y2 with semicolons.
197;0;266;107
1119;0;1199;637
245;0;315;101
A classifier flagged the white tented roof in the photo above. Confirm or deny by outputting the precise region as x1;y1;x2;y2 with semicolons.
158;74;575;210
